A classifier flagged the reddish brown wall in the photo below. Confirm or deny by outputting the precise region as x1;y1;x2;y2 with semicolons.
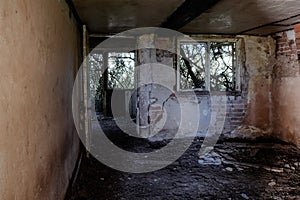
238;36;276;134
272;28;300;146
221;31;300;145
0;0;80;199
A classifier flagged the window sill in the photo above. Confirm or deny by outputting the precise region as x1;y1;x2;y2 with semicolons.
176;90;242;96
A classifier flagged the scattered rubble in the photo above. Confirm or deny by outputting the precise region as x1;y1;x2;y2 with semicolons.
66;119;300;199
228;125;271;139
66;138;300;199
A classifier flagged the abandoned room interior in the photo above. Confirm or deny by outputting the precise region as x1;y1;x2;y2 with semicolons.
1;0;300;199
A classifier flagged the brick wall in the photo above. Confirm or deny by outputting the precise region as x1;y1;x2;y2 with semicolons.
222;95;248;133
276;31;298;58
274;30;299;77
272;26;300;146
294;24;300;56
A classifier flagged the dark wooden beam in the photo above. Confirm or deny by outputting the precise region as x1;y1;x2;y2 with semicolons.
65;0;83;26
161;0;220;30
240;13;300;34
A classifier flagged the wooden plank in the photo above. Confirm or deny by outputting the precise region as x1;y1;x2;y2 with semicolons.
83;25;90;157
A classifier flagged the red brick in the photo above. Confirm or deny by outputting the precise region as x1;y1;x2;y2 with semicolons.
294;24;300;33
295;32;300;39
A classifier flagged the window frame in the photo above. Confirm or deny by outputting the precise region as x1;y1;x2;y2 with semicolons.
89;48;137;91
106;51;136;90
176;36;242;93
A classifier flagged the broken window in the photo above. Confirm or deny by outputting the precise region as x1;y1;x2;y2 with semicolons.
179;42;207;90
89;53;104;98
210;42;236;91
88;53;104;113
107;52;135;89
178;40;238;92
88;51;135;113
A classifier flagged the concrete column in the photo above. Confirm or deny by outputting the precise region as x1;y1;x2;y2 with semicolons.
136;34;156;137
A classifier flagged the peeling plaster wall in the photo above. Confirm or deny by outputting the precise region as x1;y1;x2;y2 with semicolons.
240;36;276;134
136;34;199;138
239;30;300;146
135;34;278;139
0;0;80;199
272;30;300;146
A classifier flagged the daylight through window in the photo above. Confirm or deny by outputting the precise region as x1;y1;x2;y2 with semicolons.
178;40;238;92
107;52;135;89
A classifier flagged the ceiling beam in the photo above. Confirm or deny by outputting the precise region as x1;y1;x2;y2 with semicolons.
161;0;220;30
240;13;300;34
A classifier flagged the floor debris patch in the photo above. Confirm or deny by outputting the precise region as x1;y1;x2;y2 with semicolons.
66;119;300;200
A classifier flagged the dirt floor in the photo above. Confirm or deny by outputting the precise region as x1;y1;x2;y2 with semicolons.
66;119;300;200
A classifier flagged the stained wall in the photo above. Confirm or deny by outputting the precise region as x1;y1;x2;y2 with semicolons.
0;0;80;199
272;29;300;146
135;34;276;138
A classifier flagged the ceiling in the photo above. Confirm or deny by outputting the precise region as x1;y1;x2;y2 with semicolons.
72;0;300;35
72;0;185;33
180;0;300;35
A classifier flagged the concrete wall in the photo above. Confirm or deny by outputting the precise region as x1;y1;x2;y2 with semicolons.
272;29;300;146
230;30;300;146
234;36;276;137
0;0;80;199
238;28;300;147
134;34;277;139
101;33;294;144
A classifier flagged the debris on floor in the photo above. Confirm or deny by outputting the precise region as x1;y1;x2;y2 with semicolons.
66;119;300;199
